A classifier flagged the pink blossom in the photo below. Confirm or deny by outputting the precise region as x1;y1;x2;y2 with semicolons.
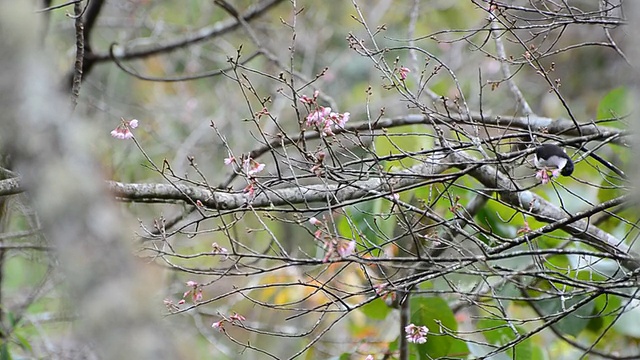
517;221;531;235
321;122;334;136
306;107;332;126
243;157;265;176
299;95;313;104
230;312;246;322
193;288;203;303
244;182;255;196
309;217;321;225
212;242;228;254
536;169;551;185
212;320;224;331
255;107;270;119
248;162;265;176
365;356;374;360
399;66;410;80
336;112;350;128
405;323;429;344
110;127;133;139
338;240;356;257
110;129;123;139
374;284;387;296
183;281;203;303
110;118;139;140
224;156;235;165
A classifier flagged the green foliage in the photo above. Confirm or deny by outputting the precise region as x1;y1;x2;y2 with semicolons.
534;293;595;337
340;199;395;249
596;87;629;125
587;293;622;334
0;343;12;360
410;296;468;359
477;318;533;360
360;298;392;320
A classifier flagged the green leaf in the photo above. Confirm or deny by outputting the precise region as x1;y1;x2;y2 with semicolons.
327;353;352;360
409;296;468;359
534;292;594;337
340;199;396;248
15;333;31;352
0;343;12;360
360;298;392;320
477;318;533;360
587;293;621;333
596;87;629;124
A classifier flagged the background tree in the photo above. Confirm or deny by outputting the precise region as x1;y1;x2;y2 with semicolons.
0;1;638;359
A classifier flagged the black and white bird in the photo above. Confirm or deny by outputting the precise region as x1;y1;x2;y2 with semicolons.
534;143;574;177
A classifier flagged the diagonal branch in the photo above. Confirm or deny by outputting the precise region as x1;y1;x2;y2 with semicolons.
449;151;639;271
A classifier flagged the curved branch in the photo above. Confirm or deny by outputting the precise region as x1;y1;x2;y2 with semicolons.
88;0;284;63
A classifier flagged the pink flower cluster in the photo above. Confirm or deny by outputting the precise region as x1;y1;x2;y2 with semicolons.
299;91;350;136
405;323;429;344
180;280;203;304
110;118;138;139
212;312;246;332
223;155;265;177
223;154;266;196
243;157;265;176
536;168;560;185
309;216;356;261
399;66;410;81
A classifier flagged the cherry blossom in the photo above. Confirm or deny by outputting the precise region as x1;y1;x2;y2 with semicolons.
306;106;332;127
110;118;139;140
298;92;351;136
244;182;256;196
243;157;265;176
211;242;228;254
212;320;224;331
183;281;203;303
337;240;356;257
536;168;561;185
405;323;429;344
230;312;246;322
399;66;410;80
224;156;235;165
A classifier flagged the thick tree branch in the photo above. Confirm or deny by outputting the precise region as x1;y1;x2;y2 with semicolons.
449;151;639;271
109;159;450;210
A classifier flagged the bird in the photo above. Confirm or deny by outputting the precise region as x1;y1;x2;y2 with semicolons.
534;143;574;177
